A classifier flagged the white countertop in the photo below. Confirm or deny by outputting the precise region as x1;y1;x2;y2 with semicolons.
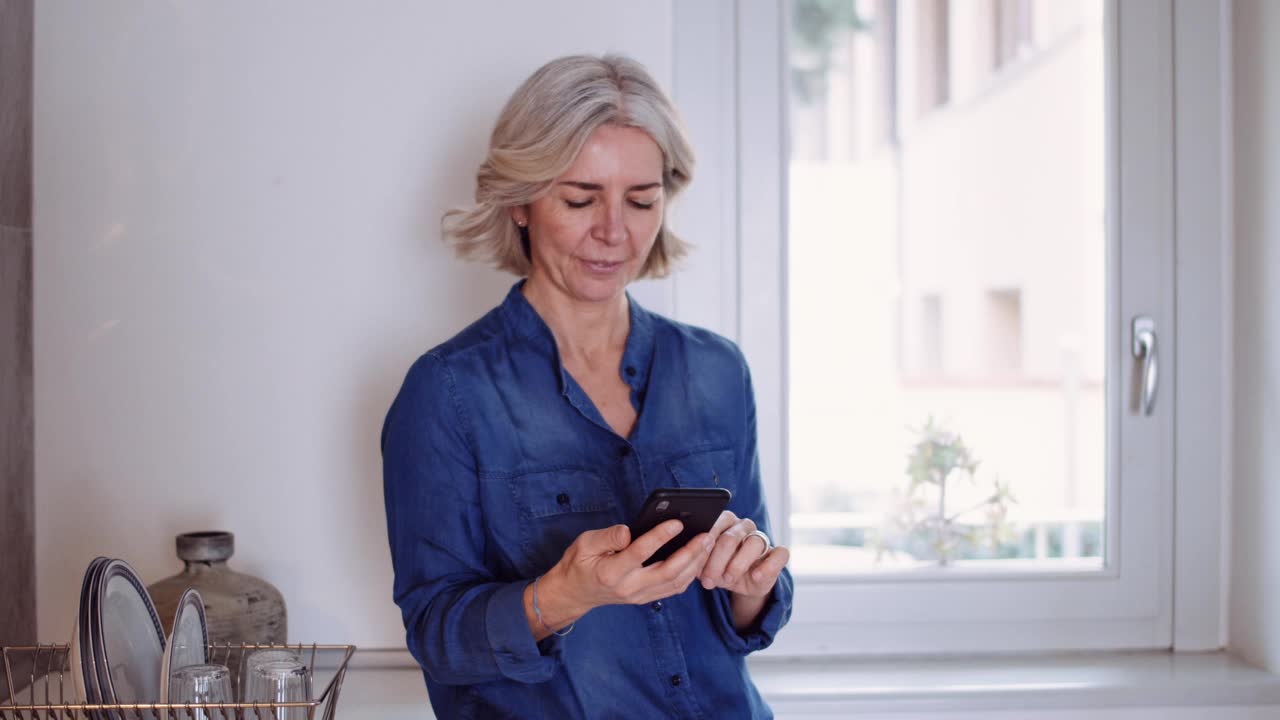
332;650;1280;719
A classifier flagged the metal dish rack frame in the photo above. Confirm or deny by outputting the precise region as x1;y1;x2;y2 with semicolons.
0;643;356;720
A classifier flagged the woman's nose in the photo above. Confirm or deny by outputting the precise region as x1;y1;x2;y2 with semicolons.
592;201;627;245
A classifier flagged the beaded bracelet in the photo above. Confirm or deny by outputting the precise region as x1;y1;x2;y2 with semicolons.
532;574;575;637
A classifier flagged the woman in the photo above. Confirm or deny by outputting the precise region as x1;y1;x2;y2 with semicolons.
382;54;793;719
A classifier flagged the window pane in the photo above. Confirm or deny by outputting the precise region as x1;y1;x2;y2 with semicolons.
787;0;1106;573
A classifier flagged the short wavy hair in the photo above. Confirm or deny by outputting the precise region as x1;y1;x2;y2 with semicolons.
442;54;695;278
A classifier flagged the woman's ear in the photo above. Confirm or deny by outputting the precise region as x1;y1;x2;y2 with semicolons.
510;206;528;228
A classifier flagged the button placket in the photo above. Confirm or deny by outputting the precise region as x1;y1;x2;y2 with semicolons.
643;597;701;717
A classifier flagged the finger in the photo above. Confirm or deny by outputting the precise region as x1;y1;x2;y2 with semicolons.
725;540;765;585
583;524;631;554
747;546;791;586
644;532;713;599
618;519;684;566
641;531;711;583
701;520;754;588
707;510;738;539
660;531;714;576
699;534;736;589
672;537;714;590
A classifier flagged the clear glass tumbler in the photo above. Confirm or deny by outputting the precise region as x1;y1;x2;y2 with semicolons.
243;658;312;720
239;648;299;699
168;663;232;720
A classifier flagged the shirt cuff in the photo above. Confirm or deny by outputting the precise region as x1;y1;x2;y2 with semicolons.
484;580;561;683
709;571;794;655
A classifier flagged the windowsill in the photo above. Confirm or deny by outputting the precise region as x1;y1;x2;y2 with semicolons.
748;651;1280;713
336;650;1280;717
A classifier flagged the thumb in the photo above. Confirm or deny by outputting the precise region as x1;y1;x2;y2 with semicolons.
601;524;632;552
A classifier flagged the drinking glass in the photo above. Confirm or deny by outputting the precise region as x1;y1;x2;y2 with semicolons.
238;649;299;700
168;663;232;720
243;658;312;720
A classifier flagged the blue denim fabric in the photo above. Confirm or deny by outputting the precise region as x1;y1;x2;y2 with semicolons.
382;280;793;719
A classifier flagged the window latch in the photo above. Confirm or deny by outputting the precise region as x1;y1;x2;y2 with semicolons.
1131;315;1158;415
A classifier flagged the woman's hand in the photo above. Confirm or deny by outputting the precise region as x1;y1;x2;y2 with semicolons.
535;520;715;624
697;511;790;598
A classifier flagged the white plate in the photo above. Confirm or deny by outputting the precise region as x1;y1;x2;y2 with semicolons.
159;588;208;703
94;559;165;720
70;557;108;708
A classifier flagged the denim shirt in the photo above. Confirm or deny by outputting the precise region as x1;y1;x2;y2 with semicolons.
381;280;794;719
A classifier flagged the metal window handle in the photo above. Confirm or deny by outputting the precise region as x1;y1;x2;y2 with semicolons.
1131;316;1158;415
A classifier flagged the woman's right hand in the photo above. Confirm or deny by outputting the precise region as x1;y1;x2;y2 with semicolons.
529;521;713;632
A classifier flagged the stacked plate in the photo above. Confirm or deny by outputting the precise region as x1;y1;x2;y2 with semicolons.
69;558;206;720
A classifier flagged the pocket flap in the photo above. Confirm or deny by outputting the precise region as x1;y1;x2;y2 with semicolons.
664;447;736;490
514;468;617;519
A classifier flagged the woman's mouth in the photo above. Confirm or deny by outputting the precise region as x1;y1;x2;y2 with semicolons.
580;258;624;274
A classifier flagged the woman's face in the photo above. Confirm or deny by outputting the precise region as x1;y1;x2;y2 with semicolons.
516;124;665;305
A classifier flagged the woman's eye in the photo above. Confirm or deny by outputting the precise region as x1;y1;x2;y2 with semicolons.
563;197;657;210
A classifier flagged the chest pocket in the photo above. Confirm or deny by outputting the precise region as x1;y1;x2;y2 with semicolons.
664;447;737;493
508;468;618;575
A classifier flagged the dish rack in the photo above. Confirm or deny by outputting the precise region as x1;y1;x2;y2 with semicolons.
0;643;356;720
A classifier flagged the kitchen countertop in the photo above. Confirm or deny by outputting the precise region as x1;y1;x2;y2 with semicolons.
332;650;1280;719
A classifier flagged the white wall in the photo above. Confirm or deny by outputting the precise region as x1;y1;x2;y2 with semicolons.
32;1;681;648
1230;0;1280;671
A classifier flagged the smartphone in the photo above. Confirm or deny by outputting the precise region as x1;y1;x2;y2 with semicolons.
628;487;732;566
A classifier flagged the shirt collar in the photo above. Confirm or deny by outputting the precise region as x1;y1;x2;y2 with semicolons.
499;279;656;394
500;278;556;352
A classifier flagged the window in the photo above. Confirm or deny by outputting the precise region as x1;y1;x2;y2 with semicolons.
672;0;1225;655
789;0;896;162
790;0;1107;581
782;0;1173;654
915;0;950;112
983;288;1022;375
993;0;1035;70
917;293;944;376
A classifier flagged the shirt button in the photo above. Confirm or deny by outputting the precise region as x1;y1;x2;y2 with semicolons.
556;493;570;506
669;674;682;687
625;366;637;377
650;601;662;612
619;446;631;458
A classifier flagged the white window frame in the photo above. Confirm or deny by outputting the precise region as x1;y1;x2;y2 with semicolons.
668;0;1231;655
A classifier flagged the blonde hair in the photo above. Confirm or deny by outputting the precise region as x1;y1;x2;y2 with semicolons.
443;54;695;277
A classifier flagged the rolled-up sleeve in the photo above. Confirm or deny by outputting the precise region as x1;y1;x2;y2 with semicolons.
708;355;795;654
381;353;559;685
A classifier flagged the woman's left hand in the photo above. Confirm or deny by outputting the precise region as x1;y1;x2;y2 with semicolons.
697;511;790;598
